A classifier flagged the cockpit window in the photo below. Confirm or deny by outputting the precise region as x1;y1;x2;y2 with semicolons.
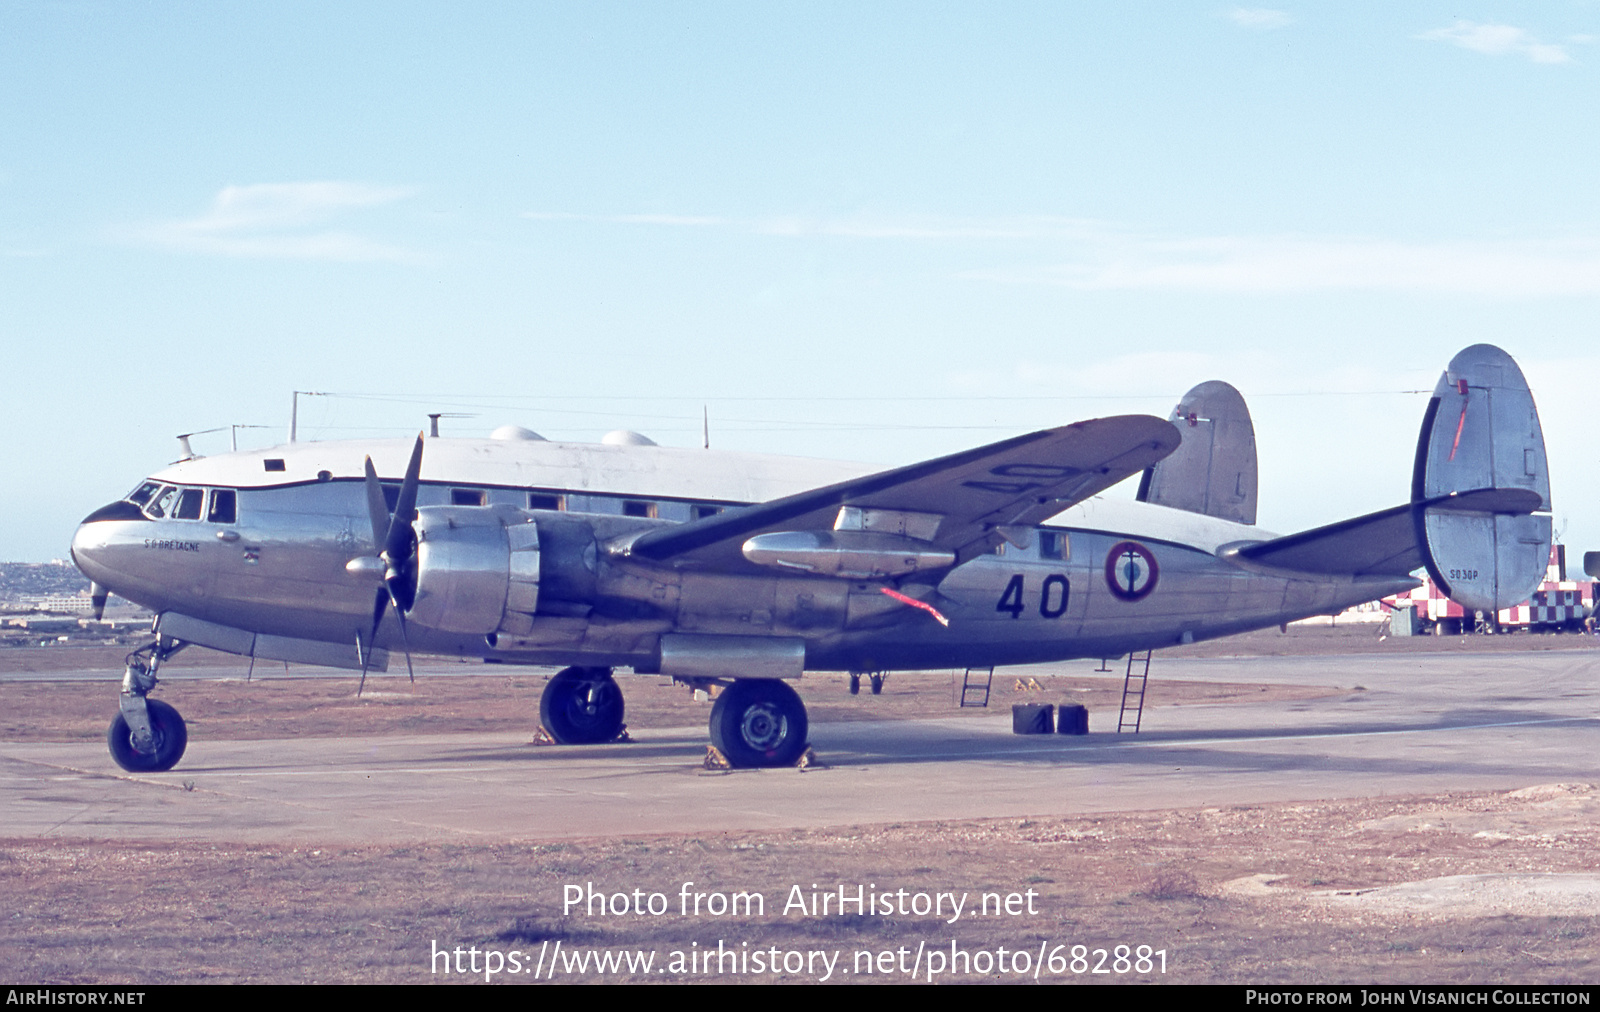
208;489;237;524
174;488;204;520
126;482;160;507
145;486;177;519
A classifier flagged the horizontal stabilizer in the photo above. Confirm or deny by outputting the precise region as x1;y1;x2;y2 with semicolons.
1227;489;1543;579
1229;504;1418;578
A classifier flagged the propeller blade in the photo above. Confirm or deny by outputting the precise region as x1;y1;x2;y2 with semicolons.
385;434;424;562
358;587;389;696
393;606;416;685
89;582;108;621
362;456;389;551
357;434;425;695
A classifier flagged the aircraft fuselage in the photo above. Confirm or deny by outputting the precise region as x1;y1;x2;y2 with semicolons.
72;436;1411;676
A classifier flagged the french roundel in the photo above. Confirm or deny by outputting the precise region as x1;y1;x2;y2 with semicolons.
1104;541;1158;602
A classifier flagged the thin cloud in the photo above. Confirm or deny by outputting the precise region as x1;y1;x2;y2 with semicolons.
129;182;423;262
1419;21;1573;64
524;209;1099;241
1227;8;1292;31
967;234;1600;297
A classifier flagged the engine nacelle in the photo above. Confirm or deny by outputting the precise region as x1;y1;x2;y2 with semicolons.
408;506;542;636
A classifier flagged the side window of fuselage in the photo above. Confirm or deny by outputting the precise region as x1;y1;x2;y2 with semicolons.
208;489;237;524
174;488;204;520
1039;531;1068;561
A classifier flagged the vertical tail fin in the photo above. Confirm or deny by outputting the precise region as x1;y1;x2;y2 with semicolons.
1413;344;1552;611
1137;380;1259;524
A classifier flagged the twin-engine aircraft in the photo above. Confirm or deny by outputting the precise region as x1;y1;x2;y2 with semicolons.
71;345;1551;772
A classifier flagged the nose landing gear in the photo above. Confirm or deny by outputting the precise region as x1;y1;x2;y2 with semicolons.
108;641;188;773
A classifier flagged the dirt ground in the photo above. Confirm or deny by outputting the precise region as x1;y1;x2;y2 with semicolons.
4;625;1600;985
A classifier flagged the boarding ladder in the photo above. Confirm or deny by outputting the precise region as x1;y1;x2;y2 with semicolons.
1117;650;1153;733
958;667;994;708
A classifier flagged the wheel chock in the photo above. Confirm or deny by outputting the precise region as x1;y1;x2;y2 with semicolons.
703;745;733;770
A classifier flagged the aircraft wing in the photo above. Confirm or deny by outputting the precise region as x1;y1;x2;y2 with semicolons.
622;415;1180;571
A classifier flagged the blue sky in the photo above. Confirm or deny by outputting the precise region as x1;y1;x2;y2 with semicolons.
3;2;1597;565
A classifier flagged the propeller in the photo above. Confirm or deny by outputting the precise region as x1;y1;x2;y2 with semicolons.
357;434;424;693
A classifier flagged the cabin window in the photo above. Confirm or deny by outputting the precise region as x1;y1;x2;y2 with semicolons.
693;504;723;520
528;492;564;511
208;489;237;524
452;488;487;507
622;500;656;518
381;484;400;512
174;488;204;520
1039;531;1068;561
263;459;286;472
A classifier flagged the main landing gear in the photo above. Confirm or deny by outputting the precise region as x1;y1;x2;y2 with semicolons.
538;667;809;768
708;679;809;769
107;641;188;773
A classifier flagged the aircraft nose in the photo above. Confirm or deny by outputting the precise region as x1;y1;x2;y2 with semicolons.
70;500;149;588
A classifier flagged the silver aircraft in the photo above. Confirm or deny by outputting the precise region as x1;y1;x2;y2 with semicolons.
71;344;1552;772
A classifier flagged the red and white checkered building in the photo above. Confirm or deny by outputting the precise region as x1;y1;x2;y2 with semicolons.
1384;546;1593;632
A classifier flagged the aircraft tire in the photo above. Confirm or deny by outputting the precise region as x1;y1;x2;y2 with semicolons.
709;680;808;768
539;667;625;744
107;699;188;773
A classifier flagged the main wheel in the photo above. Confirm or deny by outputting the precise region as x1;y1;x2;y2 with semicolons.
539;667;625;744
107;699;187;773
709;680;808;768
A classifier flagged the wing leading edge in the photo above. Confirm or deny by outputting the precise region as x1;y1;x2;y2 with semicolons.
621;415;1181;571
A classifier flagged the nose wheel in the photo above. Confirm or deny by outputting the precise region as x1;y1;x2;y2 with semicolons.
539;667;626;744
709;680;808;768
108;699;187;773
